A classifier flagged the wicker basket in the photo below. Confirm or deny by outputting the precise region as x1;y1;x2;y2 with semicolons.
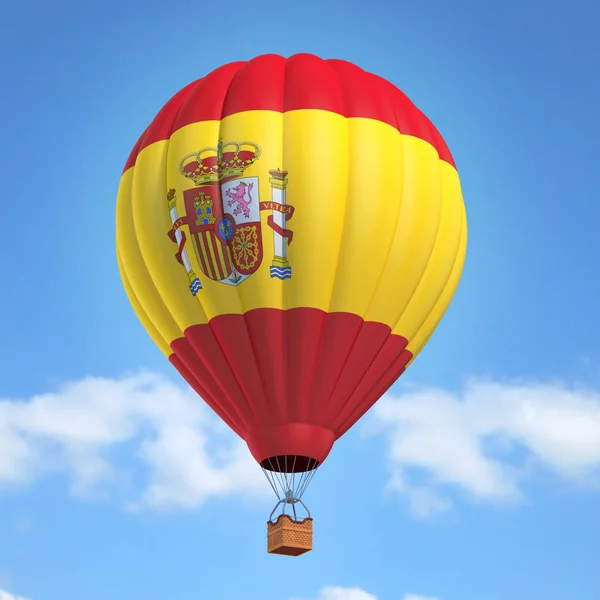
267;514;313;556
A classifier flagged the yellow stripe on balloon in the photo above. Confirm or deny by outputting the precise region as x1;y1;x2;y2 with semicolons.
117;109;466;364
393;158;465;341
359;135;444;326
405;186;467;361
116;170;185;346
117;249;172;357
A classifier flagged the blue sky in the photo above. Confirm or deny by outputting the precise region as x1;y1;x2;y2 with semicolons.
1;0;599;599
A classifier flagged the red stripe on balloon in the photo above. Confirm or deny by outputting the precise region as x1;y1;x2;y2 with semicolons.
168;307;412;466
123;54;455;173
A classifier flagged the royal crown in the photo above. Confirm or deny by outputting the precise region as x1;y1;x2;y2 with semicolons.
178;140;262;186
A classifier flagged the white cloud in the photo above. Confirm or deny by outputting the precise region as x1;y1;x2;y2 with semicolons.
370;379;600;517
290;587;377;600
3;372;600;518
0;372;266;510
290;587;438;600
0;589;32;600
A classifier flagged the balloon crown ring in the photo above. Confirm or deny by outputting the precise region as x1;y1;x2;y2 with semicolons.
178;140;262;186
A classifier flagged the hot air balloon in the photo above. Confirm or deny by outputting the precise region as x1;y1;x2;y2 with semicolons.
116;53;467;556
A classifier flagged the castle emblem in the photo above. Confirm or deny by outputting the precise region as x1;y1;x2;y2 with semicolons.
166;140;295;294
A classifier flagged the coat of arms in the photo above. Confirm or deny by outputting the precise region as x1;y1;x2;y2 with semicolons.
166;140;295;295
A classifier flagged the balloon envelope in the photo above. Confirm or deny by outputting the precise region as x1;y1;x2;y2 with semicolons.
116;53;466;477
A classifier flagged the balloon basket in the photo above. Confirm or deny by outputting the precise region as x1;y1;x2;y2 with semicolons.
267;514;313;556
